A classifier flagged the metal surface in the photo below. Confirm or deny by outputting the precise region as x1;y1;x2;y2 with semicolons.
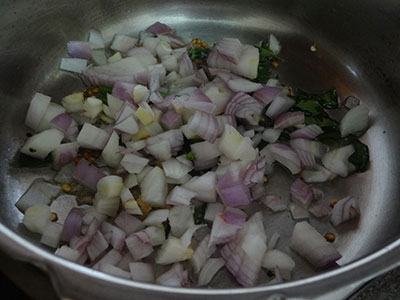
0;0;400;299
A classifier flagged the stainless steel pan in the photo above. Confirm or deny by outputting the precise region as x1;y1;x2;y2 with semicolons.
1;0;400;299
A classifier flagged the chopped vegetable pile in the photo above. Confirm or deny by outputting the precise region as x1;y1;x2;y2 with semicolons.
16;21;370;288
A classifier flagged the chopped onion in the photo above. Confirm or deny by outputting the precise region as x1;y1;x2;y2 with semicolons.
23;203;52;235
73;158;106;191
225;92;263;125
262;250;295;280
77;123;109;150
267;232;280;249
208;213;243;246
125;231;153;261
92;248;122;270
330;196;360;226
99;263;131;279
182;172;217;203
220;212;267;287
274;111;305;129
114;211;144;234
120;153;149;174
156;263;190;287
295;149;316;169
52;142;79;167
140;166;168;208
188;110;218;143
289;138;328;159
266;143;301;174
60;58;87;73
87;230;109;261
190;234;217;273
290;221;341;269
67;41;92;59
180;224;207;248
290;178;314;208
60;207;84;242
262;128;282;143
166;186;198;206
216;171;252;208
25;92;51;131
321;144;355;177
198;258;225;286
88;28;105;49
301;165;337;183
168;205;194;237
340;104;369;137
155;236;193;265
20;129;64;159
143;226;166;246
265;94;295;119
253;86;282;105
290;124;323;140
227;78;262;93
50;194;77;224
162;158;192;179
110;34;137;53
215;38;243;64
143;209;169;227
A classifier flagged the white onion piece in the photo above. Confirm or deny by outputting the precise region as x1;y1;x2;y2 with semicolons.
188;110;218;143
25;92;51;131
62;92;84;113
140;166;168;208
92;248;122;270
143;209;169;227
87;230;109;261
198;258;225;286
295;149;316;169
21;128;64;159
190;234;217;273
220;212;267;287
50;194;77;224
182;172;217;203
97;175;123;198
50;113;78;141
274;111;305;129
93;193;120;218
301;165;337;183
233;45;259;79
125;231;153;261
225;92;263;125
330;196;360;226
143;226;166;246
110;34;137;52
340;104;369;137
162;158;192;179
289;138;328;159
60;58;87;73
160;109;182;130
227;78;262;93
143;37;161;56
77;123;109;150
202;80;234;115
204;202;225;222
155;236;193;265
168;205;195;237
265;95;295;119
83;57;152;87
129;262;155;283
191;140;221;162
262;250;295;280
215;37;243;64
290;125;323;140
114;211;144;234
290;221;341;269
179;53;196;77
217;124;244;160
290;178;314;208
262;128;282;143
114;116;139;135
120;153;149;174
266;143;301;174
208;213;244;247
166;186;198;206
243;157;266;186
22;203;52;234
147;140;172;161
88;28;105;49
101;222;126;250
180;224;207;248
116;251;134;272
36;103;66;132
101;131;123;168
156;263;190;287
321;144;355;177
